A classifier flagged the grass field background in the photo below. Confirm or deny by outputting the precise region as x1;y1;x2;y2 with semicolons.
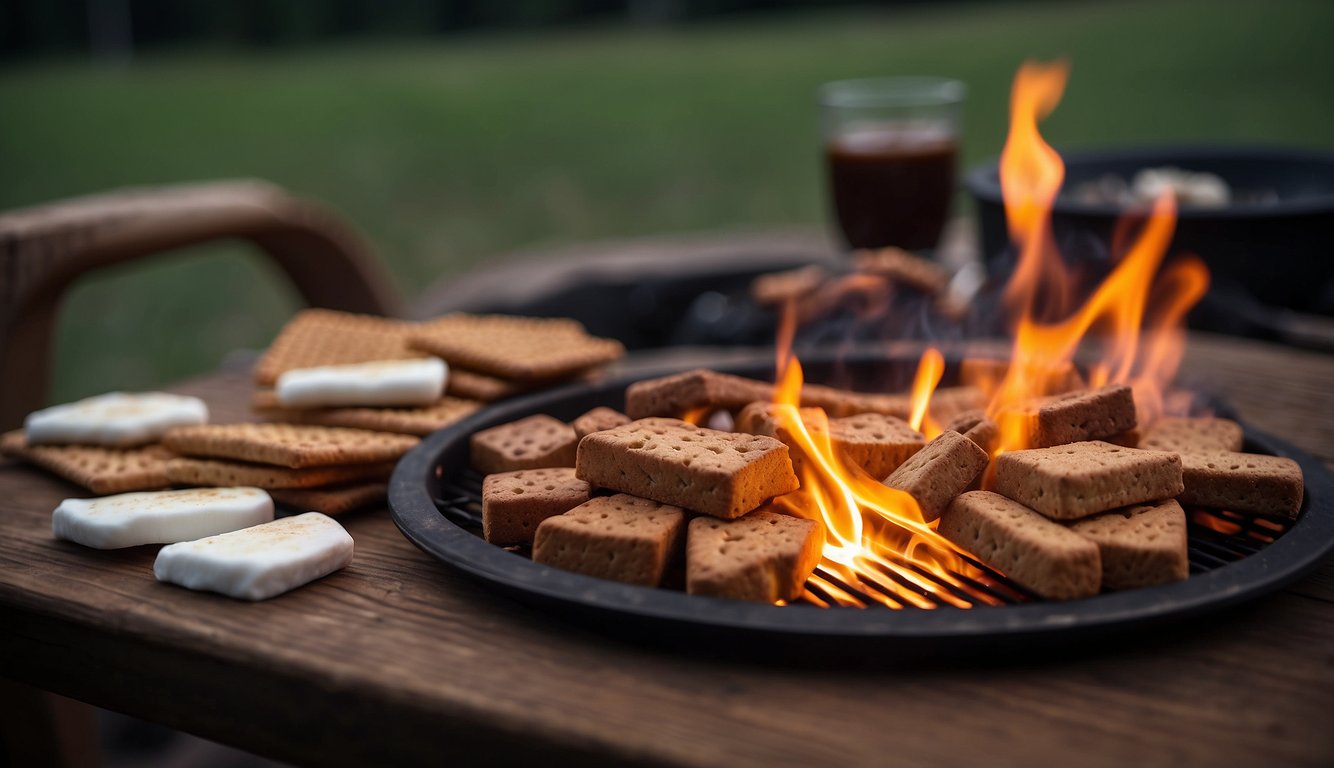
3;0;1332;404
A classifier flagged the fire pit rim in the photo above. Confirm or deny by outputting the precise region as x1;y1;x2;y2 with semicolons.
388;352;1334;646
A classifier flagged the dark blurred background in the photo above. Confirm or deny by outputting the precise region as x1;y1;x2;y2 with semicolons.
2;0;1332;404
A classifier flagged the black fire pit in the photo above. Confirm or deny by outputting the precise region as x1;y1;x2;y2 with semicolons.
388;351;1334;656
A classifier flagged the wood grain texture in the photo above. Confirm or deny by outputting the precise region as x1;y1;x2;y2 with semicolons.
1;339;1333;767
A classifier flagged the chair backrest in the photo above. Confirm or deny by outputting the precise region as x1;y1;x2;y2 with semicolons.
0;179;402;429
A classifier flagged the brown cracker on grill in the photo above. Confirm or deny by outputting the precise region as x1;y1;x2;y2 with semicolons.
750;265;829;307
163;423;418;469
1178;451;1304;519
945;409;999;455
1139;417;1244;453
1068;499;1189;590
571;407;632;440
165;457;395;489
1;429;173;494
482;467;591;546
254;397;482;437
253;308;426;386
738;403;925;481
938;491;1101;600
532;494;685;587
408;314;624;382
686;510;823;603
576;417;799;520
993;441;1184;520
852;247;950;295
625;369;771;420
269;481;389;517
470;414;579;475
1005;384;1138;448
882;430;989;521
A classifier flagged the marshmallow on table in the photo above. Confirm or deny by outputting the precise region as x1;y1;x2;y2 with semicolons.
154;512;354;601
26;392;209;447
53;487;274;550
276;358;447;408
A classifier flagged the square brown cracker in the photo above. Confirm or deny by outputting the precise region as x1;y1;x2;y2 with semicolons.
1000;384;1138;448
1068;500;1189;590
408;314;625;382
165;457;395;489
993;441;1184;520
1178;451;1304;519
686;510;823;603
482;467;592;546
882;430;989;521
576;417;799;520
2;429;173;494
532;494;685;587
163;423;418;469
944;409;999;455
446;368;538;402
737;403;924;480
938;491;1101;600
470;415;579;475
269;482;389;517
253;308;427;386
571;407;632;440
1139;417;1244;453
255;397;482;437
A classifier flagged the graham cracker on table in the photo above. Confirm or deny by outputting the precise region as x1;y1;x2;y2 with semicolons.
571;407;632;440
1;429;173;494
252;309;428;386
1139;417;1244;454
938;491;1101;600
163;423;419;469
446;368;537;402
1178;451;1304;519
470;415;579;475
993;441;1184;521
165;457;396;489
482;467;592;546
255;396;483;437
1068;499;1189;590
270;481;389;517
576;417;799;520
883;430;989;521
686;510;823;603
533;494;686;587
408;314;625;382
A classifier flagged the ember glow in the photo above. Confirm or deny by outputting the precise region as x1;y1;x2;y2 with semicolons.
768;60;1210;609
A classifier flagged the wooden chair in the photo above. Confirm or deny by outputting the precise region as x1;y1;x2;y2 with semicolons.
0;180;402;430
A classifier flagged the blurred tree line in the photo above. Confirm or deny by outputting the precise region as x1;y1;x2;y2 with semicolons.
1;0;889;59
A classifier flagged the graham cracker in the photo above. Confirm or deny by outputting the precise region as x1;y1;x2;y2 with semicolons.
575;417;799;520
2;429;173;494
938;491;1101;600
482;467;591;546
1006;384;1138;448
737;403;924;480
750;265;829;307
882;430;989;521
256;397;482;437
945;409;999;455
852;247;950;295
1178;451;1304;519
993;441;1184;520
270;482;389;517
163;423;418;469
1139;417;1244;454
470;415;579;475
446;368;537;402
532;494;685;587
1069;500;1189;590
165;457;395;489
571;407;631;440
686;510;823;603
409;314;625;382
253;308;427;386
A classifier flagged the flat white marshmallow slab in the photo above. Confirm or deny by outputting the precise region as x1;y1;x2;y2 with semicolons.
276;358;447;408
26;391;209;447
53;487;274;549
154;512;354;601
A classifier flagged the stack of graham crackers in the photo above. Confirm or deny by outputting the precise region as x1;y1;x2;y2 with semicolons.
467;366;1305;603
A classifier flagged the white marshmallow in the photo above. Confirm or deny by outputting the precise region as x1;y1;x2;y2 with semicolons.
154;512;354;601
53;487;274;549
275;358;447;408
26;391;209;447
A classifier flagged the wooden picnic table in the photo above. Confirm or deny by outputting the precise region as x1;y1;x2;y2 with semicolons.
1;330;1333;767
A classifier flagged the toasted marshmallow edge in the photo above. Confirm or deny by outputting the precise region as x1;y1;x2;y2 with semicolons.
25;391;209;447
275;358;447;408
154;512;354;601
52;487;274;550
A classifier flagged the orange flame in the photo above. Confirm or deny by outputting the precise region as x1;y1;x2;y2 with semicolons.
908;347;945;438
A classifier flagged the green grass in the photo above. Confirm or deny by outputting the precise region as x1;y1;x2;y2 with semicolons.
2;0;1332;403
